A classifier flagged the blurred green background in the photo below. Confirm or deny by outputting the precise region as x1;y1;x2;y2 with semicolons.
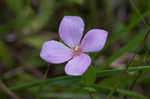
0;0;150;99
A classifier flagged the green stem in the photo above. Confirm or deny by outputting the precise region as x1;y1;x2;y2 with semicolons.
36;64;50;99
129;0;148;26
89;92;94;99
8;66;150;92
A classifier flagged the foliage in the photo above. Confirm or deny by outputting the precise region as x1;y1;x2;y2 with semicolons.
0;0;150;98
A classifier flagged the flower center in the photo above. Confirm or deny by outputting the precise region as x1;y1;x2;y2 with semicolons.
73;45;81;56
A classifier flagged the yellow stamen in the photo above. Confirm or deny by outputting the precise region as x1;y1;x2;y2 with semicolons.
74;46;80;52
73;46;81;56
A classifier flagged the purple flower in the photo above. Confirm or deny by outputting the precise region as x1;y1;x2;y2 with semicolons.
40;16;108;76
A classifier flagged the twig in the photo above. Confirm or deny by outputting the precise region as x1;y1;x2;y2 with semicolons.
107;0;150;97
107;55;136;99
0;80;20;99
107;28;150;99
123;70;143;99
123;50;150;99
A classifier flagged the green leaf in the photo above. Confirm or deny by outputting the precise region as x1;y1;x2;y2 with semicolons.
96;29;147;71
8;66;150;99
83;87;96;93
94;10;150;59
9;66;150;91
0;40;13;68
23;35;50;49
82;66;96;86
0;6;34;34
6;0;24;15
64;0;84;5
95;84;149;99
23;0;55;34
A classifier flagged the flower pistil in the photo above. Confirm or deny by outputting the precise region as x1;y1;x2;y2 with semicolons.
73;45;81;56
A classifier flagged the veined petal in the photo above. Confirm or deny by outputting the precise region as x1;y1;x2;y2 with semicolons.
59;16;84;48
65;54;91;76
40;40;73;64
80;29;108;52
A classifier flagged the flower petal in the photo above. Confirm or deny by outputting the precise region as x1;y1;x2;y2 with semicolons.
40;40;73;64
59;16;84;48
80;29;108;52
65;54;91;76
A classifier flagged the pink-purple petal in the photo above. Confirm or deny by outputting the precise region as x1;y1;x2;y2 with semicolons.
65;54;91;76
80;29;108;52
59;16;84;48
40;40;73;64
